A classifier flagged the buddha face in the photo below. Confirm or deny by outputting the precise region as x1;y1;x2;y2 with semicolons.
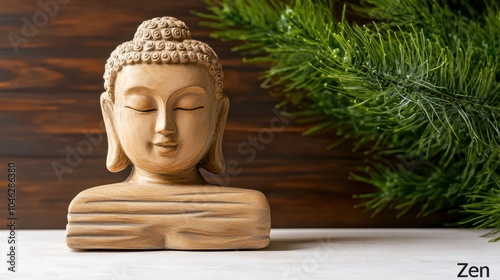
108;64;218;175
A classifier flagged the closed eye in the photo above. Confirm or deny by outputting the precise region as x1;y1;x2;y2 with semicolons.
125;106;157;112
174;106;205;111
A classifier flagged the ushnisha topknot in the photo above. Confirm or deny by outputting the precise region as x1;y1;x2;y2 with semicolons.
103;16;224;101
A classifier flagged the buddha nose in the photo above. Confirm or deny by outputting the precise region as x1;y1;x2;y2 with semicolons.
155;108;175;136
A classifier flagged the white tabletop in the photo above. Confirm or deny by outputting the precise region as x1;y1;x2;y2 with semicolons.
1;229;498;279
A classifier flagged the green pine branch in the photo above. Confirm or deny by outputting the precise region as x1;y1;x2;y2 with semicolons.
195;0;500;241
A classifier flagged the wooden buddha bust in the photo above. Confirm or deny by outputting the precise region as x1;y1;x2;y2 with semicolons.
66;17;271;250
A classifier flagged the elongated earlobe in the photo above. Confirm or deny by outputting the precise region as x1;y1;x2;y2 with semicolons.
100;92;130;172
201;96;229;175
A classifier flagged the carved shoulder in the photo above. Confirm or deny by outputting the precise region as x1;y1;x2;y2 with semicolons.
67;183;125;212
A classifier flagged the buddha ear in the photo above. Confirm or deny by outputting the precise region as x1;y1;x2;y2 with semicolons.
100;92;130;172
201;96;229;175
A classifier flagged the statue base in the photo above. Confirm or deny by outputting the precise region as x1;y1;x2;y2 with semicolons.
66;183;271;250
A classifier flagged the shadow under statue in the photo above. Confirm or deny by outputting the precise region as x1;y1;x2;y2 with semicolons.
66;17;271;250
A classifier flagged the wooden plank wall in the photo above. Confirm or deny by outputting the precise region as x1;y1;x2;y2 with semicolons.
0;0;448;228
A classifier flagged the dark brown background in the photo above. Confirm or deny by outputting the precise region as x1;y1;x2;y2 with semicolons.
0;0;448;229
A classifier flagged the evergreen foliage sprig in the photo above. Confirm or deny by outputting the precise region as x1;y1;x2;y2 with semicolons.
195;0;500;241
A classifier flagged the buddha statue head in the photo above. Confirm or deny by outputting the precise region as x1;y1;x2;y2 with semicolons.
101;16;229;184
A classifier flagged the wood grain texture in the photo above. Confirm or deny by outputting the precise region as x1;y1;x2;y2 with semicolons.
66;184;270;249
0;0;450;229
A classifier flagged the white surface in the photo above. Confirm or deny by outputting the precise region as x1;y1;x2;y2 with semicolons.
1;229;498;279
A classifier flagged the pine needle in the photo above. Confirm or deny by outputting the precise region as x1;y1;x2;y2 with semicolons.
196;0;500;241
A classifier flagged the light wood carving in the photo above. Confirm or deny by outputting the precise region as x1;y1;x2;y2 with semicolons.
66;17;271;250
